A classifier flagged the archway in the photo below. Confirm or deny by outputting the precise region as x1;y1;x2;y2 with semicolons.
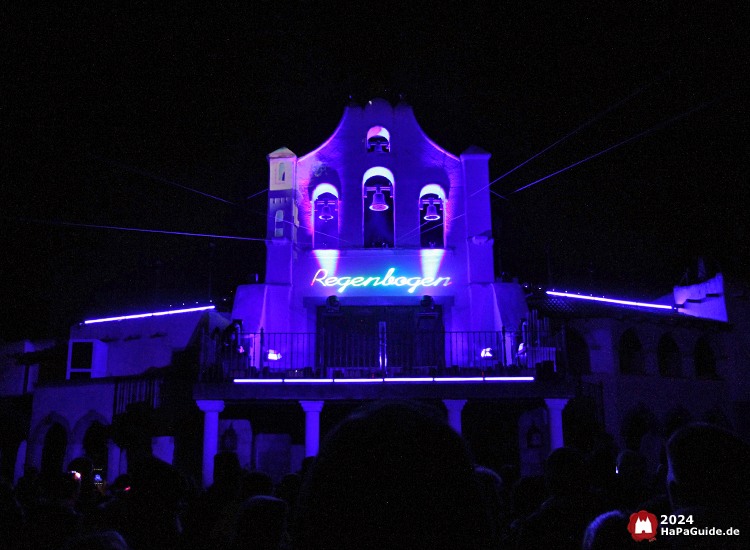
565;328;591;376
41;422;67;475
657;333;682;377
619;329;645;374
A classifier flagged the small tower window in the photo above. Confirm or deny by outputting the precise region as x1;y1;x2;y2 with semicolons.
274;210;284;238
367;126;391;153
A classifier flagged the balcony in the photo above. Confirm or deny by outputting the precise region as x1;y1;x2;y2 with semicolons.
113;372;162;416
199;329;564;383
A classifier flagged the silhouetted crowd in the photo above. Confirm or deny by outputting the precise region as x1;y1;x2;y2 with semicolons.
2;401;749;550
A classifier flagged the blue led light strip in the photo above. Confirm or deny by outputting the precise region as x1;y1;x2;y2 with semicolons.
546;291;673;310
84;306;215;324
234;376;535;384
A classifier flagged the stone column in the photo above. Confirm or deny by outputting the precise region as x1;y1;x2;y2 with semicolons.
443;399;468;435
544;398;568;450
300;401;324;457
107;442;121;484
197;400;225;488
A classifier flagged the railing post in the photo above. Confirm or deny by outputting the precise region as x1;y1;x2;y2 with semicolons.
259;328;264;378
501;327;507;370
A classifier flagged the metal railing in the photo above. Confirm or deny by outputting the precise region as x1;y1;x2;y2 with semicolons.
113;374;162;415
200;327;563;382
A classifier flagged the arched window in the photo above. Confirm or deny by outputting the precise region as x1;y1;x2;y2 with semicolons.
565;328;591;376
619;329;645;374
657;333;682;377
312;183;339;249
363;167;394;248
366;126;390;152
694;336;717;378
41;422;67;476
83;421;109;478
419;184;446;248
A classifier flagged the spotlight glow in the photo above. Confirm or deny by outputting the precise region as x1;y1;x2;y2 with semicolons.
312;249;340;275
420;248;445;280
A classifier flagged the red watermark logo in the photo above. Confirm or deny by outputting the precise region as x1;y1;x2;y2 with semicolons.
628;510;658;541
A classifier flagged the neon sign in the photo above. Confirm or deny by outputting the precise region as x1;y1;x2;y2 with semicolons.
311;267;452;294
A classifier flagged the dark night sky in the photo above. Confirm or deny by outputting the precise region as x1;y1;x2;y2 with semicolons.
3;2;748;341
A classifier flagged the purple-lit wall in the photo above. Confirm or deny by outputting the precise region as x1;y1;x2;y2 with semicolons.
673;273;728;322
68;310;230;377
0;340;54;396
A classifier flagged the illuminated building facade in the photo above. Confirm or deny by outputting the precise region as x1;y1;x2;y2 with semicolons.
2;100;745;488
233;98;521;339
195;99;576;484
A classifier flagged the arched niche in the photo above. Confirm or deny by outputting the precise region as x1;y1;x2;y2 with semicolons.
419;184;447;248
366;126;390;152
657;333;682;377
619;328;645;375
565;328;591;376
312;183;340;249
694;336;717;378
362;167;395;248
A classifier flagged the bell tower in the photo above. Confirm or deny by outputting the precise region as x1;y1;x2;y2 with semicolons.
266;147;297;285
266;147;298;242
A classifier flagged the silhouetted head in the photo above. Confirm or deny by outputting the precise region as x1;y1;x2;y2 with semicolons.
109;473;132;498
276;472;301;509
582;511;631;550
130;456;182;510
294;401;491;550
50;471;81;501
545;446;587;498
213;451;242;487
616;450;647;480
299;456;315;480
511;475;547;519
232;495;288;550
475;466;505;543
588;446;617;490
667;422;750;509
241;470;274;500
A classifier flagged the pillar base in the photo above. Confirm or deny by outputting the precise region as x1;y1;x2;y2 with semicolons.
300;401;324;457
443;399;468;435
545;398;568;450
